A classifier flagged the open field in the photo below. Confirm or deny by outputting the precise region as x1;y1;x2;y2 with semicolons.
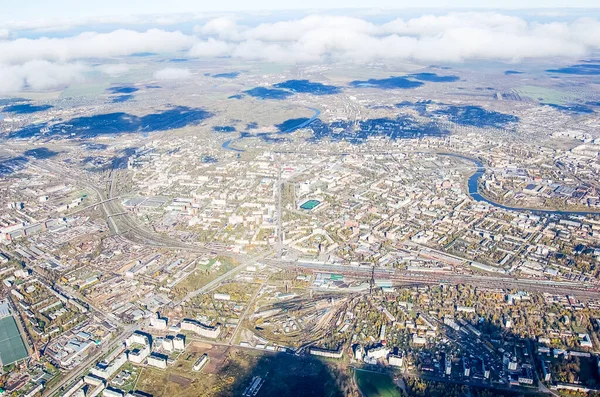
355;369;402;397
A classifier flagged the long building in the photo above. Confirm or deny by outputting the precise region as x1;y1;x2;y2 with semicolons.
309;346;343;359
180;319;221;339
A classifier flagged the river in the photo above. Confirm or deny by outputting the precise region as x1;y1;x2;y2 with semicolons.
439;153;600;216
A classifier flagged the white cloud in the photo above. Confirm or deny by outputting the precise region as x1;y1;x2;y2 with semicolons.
194;16;243;41
189;38;232;57
188;13;600;63
153;67;192;80
0;61;88;93
1;13;208;33
96;63;131;76
2;12;600;93
0;29;194;64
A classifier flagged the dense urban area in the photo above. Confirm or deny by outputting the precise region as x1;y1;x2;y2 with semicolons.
1;23;600;397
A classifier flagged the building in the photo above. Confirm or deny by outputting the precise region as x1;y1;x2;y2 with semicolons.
173;335;185;351
83;374;104;387
366;346;390;360
379;324;386;341
309;347;344;359
103;388;125;397
214;293;231;301
578;333;593;348
445;356;452;375
353;344;364;361
126;331;151;348
463;359;471;377
147;354;168;369
127;345;150;364
193;354;209;371
180;319;221;339
162;338;174;352
150;316;167;331
90;353;127;380
412;334;427;345
388;354;403;367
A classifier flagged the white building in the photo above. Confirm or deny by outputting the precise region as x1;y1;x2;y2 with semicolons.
127;345;150;364
366;346;390;360
193;354;209;371
180;319;221;339
353;344;364;361
102;389;125;397
309;347;344;359
173;336;185;351
147;354;167;369
90;353;127;380
412;334;427;345
214;293;231;301
388;354;403;367
162;338;174;352
103;389;124;397
126;332;150;348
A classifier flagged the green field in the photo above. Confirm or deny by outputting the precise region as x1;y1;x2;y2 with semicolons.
300;200;321;210
514;85;574;105
0;315;28;366
355;369;401;397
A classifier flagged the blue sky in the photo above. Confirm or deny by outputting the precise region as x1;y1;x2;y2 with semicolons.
3;0;600;21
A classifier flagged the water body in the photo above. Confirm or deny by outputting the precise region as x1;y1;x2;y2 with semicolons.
433;105;519;129
276;108;322;133
213;126;236;133
213;72;240;79
23;147;58;159
0;98;30;106
441;153;600;216
111;95;134;103
244;87;294;100
545;103;594;114
309;116;446;143
10;106;212;139
223;108;322;150
505;70;524;75
407;72;460;82
395;100;433;116
2;104;53;114
349;76;424;89
546;63;600;75
107;86;139;94
273;80;341;95
222;138;245;152
228;94;243;100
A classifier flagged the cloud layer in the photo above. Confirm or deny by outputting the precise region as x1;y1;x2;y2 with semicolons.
153;67;192;80
189;13;600;63
2;12;600;92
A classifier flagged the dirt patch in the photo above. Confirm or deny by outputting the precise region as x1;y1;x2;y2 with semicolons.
189;341;213;351
168;374;192;387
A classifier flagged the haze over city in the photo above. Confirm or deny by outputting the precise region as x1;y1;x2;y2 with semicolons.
1;3;600;397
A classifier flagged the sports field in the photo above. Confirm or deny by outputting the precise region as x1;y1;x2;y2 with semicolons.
0;315;28;366
355;369;401;397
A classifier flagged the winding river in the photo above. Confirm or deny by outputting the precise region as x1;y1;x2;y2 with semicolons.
440;153;599;216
